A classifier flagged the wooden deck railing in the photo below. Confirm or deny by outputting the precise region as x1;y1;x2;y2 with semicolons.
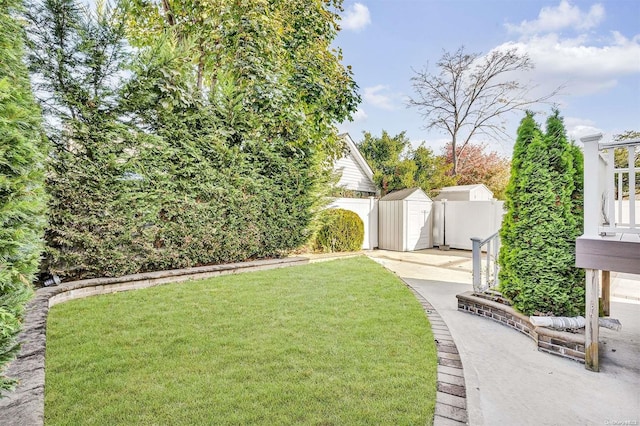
578;133;639;372
581;134;639;237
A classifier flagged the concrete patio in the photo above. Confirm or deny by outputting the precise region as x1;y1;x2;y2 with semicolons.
367;249;640;426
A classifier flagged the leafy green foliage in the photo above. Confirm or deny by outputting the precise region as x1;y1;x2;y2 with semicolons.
0;0;47;393
27;0;358;279
357;130;455;197
313;209;364;253
442;142;511;199
498;111;584;316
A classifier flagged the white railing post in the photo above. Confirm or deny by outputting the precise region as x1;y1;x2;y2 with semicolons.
471;237;482;292
471;232;500;293
605;148;616;227
581;134;603;236
629;146;637;229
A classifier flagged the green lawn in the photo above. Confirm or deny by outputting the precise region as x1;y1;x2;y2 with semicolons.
45;257;437;425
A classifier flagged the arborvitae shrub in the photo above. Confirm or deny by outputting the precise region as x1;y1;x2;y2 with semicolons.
314;209;364;253
498;111;584;316
0;0;47;393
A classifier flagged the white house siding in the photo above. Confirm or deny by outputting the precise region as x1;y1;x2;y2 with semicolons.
432;200;505;250
327;197;378;249
334;155;378;194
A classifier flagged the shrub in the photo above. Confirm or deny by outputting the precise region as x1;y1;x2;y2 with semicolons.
0;0;47;393
29;0;357;280
498;111;584;316
314;209;364;253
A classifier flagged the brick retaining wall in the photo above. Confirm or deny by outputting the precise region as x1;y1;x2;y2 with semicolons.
457;291;585;363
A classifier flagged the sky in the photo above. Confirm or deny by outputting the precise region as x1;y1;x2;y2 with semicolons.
334;0;640;156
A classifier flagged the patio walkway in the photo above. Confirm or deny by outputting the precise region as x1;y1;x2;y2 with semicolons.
367;249;640;426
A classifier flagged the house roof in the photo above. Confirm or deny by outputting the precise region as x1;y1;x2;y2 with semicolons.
380;187;429;201
339;133;375;181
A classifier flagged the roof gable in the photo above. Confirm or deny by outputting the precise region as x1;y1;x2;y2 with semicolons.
333;133;378;194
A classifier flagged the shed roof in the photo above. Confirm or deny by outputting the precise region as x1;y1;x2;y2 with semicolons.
437;184;491;193
380;187;429;201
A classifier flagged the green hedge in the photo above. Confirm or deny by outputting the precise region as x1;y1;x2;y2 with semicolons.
314;209;364;253
26;0;359;281
0;0;47;393
43;111;322;279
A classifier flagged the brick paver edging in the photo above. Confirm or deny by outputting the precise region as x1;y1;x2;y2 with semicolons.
403;281;469;425
457;291;585;363
0;257;309;426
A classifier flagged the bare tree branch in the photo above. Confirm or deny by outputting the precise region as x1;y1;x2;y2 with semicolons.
408;46;561;175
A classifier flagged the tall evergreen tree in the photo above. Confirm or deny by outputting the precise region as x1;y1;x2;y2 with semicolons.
498;111;584;316
498;112;542;297
27;0;359;279
0;0;47;393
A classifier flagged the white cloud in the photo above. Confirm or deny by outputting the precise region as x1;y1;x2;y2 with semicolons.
564;117;602;141
352;107;368;122
496;31;640;94
506;0;605;35
341;3;371;32
565;116;596;128
363;85;396;110
499;1;640;96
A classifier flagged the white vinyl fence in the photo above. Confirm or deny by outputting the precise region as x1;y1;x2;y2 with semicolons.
327;197;379;250
432;200;505;250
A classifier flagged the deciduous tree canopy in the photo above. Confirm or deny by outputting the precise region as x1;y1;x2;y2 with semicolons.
409;46;559;176
442;142;511;199
357;130;455;197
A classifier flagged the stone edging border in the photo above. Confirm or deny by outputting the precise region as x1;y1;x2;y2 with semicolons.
403;281;469;425
0;257;309;426
457;291;586;363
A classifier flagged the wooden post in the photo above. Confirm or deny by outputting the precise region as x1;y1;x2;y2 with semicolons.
585;269;600;372
601;270;610;317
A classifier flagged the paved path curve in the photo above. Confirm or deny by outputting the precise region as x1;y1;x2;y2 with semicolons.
368;249;640;426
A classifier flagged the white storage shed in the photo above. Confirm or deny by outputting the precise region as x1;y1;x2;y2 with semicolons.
378;188;433;251
434;184;494;201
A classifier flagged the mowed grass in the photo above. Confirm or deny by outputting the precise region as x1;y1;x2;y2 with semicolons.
45;257;437;425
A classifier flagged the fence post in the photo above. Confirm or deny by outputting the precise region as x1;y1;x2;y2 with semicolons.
471;237;482;292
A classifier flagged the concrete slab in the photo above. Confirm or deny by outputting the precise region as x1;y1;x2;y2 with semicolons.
611;272;640;302
368;250;640;426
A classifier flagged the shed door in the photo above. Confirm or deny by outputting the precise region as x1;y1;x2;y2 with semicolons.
406;201;431;250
